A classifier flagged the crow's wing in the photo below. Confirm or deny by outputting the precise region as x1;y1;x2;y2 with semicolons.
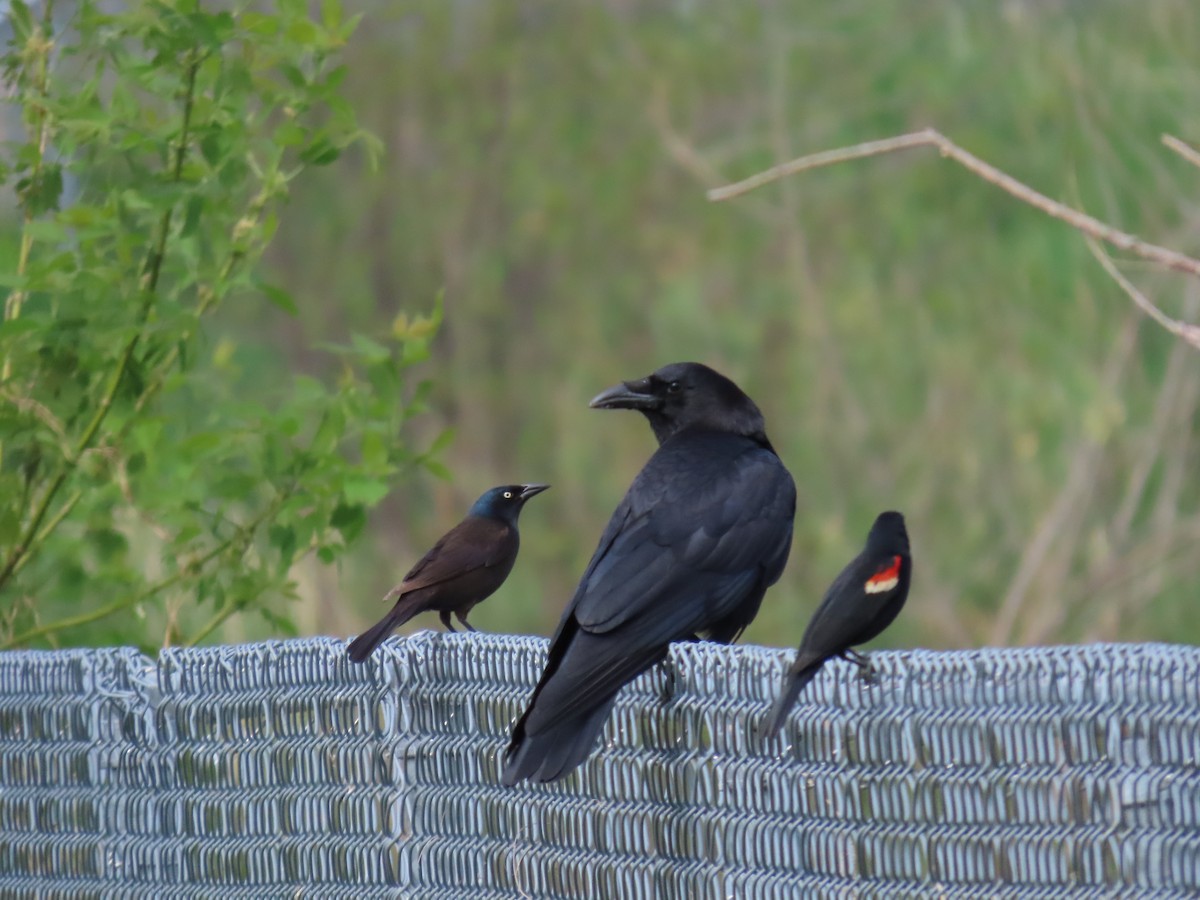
569;432;795;636
509;433;794;757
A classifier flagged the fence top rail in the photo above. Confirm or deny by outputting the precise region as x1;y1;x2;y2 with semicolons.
1;635;1198;897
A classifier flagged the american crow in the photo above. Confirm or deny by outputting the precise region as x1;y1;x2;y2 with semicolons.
501;362;795;784
761;510;911;739
346;483;549;662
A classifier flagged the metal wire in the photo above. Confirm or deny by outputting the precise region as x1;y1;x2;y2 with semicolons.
1;634;1198;897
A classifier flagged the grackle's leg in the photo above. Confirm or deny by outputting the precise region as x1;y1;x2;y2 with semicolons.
439;610;457;633
455;610;478;632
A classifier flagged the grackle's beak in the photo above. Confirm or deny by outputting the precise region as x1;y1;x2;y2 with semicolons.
589;378;660;411
519;484;551;500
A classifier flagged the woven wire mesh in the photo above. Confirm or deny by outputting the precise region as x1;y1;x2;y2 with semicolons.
1;634;1198;898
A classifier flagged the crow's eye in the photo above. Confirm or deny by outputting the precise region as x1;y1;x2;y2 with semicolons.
667;381;682;394
503;491;514;499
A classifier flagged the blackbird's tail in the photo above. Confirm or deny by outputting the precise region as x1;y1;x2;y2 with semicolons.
760;660;823;740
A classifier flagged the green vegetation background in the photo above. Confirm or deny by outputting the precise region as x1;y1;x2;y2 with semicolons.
12;0;1200;652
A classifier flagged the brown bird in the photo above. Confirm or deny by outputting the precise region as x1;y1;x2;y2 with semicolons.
346;483;549;662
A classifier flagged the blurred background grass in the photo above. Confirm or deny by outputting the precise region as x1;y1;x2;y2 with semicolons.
213;0;1200;651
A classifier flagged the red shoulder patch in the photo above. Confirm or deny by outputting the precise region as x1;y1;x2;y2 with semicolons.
865;555;902;594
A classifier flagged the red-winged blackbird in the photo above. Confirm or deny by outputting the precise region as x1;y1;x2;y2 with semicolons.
346;484;549;663
761;510;911;739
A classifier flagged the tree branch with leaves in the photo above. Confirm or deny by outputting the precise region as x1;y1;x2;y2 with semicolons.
0;0;447;650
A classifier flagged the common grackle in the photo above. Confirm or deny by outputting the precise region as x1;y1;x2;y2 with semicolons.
761;510;911;739
501;362;796;784
346;483;549;663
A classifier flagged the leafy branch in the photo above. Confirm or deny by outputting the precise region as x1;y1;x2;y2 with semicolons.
0;0;447;649
2;0;56;363
0;52;202;594
1;498;272;649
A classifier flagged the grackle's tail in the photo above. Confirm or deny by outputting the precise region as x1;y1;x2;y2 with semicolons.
346;594;425;663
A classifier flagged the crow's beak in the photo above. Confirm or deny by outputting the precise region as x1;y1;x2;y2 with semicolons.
589;378;660;411
519;483;550;500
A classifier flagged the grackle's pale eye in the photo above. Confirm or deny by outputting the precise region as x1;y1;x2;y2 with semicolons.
503;491;513;499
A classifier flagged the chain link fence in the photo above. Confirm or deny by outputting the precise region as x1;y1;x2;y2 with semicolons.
1;633;1198;897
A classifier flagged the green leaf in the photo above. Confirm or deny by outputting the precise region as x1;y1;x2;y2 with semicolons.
240;11;279;36
320;0;344;30
181;195;204;237
0;505;20;546
255;279;299;316
200;131;225;167
286;18;321;46
329;504;365;544
269;524;297;565
299;135;341;166
88;528;129;560
426;427;456;458
350;333;391;364
179;432;224;455
342;476;390;506
361;431;388;470
422;459;453;482
0;318;40;341
8;0;33;42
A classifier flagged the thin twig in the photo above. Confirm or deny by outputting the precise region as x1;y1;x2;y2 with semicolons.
1;502;258;648
186;599;244;647
1085;237;1200;349
708;127;1200;281
708;132;933;201
1162;134;1200;170
3;568;185;648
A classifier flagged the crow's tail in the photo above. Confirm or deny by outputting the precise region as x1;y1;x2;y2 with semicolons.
501;696;618;786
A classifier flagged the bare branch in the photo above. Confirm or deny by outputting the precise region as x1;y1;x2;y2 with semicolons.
708;127;1200;281
707;132;932;202
1163;134;1200;170
646;83;726;189
1086;237;1200;349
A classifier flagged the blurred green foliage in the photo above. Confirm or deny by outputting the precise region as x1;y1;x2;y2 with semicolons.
257;0;1199;651
0;0;445;651
5;0;1200;653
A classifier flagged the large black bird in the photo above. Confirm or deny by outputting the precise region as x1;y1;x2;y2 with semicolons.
346;483;549;663
761;510;911;739
501;362;796;784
